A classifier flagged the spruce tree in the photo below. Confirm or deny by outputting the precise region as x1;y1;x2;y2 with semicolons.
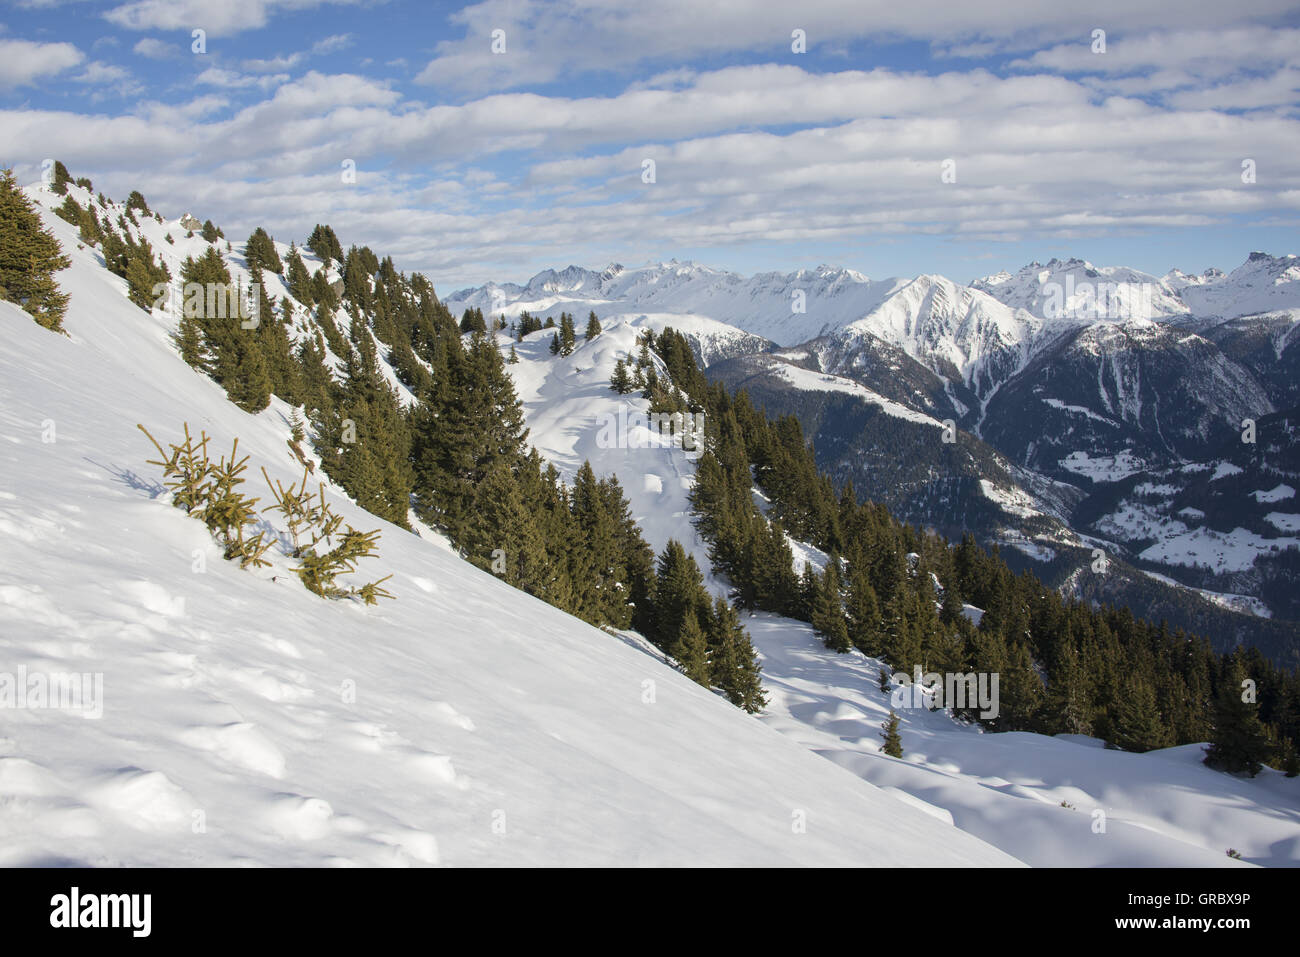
812;562;851;652
245;227;283;274
1204;656;1272;775
610;357;632;393
585;310;601;340
559;312;576;356
125;189;150;216
49;160;72;195
179;248;270;412
411;330;529;541
707;597;766;713
673;611;712;687
549;331;560;355
881;711;903;757
285;243;315;305
651;540;711;652
306;223;343;265
463;459;550;593
847;564;882;656
0;168;71;331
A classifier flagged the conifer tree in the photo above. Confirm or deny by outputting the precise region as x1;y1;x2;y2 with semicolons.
125;190;150;216
1106;670;1168;752
610;357;632;393
1204;656;1272;775
49;160;72;195
1043;636;1093;736
650;540;711;652
673;611;713;687
0;169;71;332
180;248;271;412
707;596;766;713
549;331;561;355
559;312;576;356
508;344;519;364
567;462;625;625
458;307;486;335
812;561;851;652
847;564;883;656
463;459;550;593
997;637;1046;732
245;227;283;274
585;310;601;340
411;330;529;541
881;711;903;757
295;331;334;417
306;223;343;265
54;194;83;227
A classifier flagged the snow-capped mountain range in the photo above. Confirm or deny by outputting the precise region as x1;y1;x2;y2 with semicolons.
449;253;1300;643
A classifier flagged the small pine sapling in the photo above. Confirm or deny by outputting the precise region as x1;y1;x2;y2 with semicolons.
138;422;214;515
205;438;272;568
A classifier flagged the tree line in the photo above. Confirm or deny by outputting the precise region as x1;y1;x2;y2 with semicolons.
644;326;1299;775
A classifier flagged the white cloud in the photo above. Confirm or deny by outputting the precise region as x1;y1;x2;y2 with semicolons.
415;0;1300;92
242;32;354;72
3;52;1295;286
103;0;366;38
195;67;291;90
132;37;177;59
0;37;84;88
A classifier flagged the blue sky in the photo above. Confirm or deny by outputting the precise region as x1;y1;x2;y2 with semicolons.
2;0;1298;290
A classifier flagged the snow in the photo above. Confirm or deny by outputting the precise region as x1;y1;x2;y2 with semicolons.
1265;513;1300;533
1140;572;1273;619
447;260;902;349
769;364;945;429
1043;397;1118;426
1140;525;1299;574
980;480;1044;520
974;258;1188;322
1059;450;1145;482
0;185;1019;867
745;614;1296;866
1166;253;1300;320
974;253;1300;323
497;246;1300;868
1253;484;1296;504
7;180;1298;869
1134;482;1180;497
1211;461;1244;481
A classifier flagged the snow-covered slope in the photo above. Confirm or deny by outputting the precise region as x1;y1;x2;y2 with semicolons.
497;296;1299;868
1166;252;1300;320
748;614;1297;866
6;181;1297;868
448;261;905;348
973;258;1188;321
0;187;1023;867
